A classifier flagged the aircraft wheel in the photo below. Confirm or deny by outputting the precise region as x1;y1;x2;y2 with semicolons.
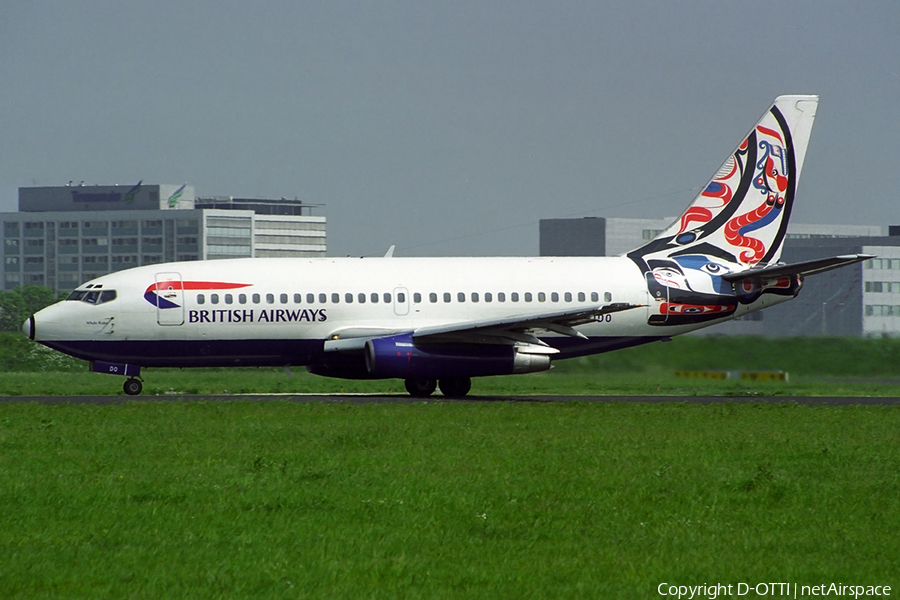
405;378;436;397
439;377;472;398
123;378;143;396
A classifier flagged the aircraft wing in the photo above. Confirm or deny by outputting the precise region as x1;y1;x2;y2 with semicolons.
324;302;642;352
412;302;640;347
721;254;874;283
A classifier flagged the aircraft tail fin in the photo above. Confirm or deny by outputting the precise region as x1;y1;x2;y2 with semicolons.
629;95;819;267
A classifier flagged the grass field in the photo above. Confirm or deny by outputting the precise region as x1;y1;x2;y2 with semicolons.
1;401;898;598
3;332;900;396
2;333;899;597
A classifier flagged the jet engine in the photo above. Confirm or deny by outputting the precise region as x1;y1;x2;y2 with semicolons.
363;333;551;379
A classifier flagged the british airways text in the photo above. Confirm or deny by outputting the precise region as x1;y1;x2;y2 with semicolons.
188;308;327;324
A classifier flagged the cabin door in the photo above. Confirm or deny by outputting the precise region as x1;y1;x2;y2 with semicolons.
155;272;185;326
393;287;410;316
645;271;669;325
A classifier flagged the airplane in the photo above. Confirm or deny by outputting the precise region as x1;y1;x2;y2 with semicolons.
23;95;872;397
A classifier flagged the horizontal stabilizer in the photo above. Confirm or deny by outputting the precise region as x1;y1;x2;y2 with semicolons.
721;254;873;282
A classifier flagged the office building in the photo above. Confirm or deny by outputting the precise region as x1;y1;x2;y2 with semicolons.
538;216;900;336
2;183;325;293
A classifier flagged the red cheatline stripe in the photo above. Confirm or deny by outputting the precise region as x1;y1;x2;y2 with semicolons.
144;281;252;293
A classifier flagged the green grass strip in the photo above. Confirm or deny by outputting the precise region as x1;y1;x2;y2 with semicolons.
0;401;898;598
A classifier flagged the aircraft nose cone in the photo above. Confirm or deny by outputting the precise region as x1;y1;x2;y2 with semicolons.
22;315;34;340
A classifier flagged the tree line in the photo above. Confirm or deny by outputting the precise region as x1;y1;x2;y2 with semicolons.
0;286;65;332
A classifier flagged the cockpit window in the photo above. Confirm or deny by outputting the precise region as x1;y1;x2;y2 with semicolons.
68;289;117;305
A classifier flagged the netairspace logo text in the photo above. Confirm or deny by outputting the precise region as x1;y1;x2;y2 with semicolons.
658;582;891;599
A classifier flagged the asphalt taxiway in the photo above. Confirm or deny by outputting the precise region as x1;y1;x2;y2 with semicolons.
1;394;899;405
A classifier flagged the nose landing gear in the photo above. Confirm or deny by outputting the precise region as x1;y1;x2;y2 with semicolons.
123;378;143;396
89;361;144;395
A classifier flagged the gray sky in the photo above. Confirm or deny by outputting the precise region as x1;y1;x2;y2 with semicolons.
2;1;898;257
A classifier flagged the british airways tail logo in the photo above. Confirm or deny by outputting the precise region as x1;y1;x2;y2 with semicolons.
144;281;251;309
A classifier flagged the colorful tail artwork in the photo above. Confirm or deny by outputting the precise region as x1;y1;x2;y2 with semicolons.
627;95;819;326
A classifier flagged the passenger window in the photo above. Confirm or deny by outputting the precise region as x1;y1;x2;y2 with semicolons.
457;292;465;303
485;292;492;303
197;294;205;305
319;293;326;303
578;292;586;302
371;293;379;303
383;292;391;303
471;292;479;303
280;293;288;304
225;294;233;305
332;293;340;303
344;293;353;303
252;293;261;304
397;292;406;303
239;294;247;304
307;293;315;303
511;292;519;302
413;292;422;303
591;292;599;302
564;292;572;302
294;293;302;303
498;292;506;302
525;292;533;302
99;290;117;304
551;292;559;302
264;293;273;304
604;292;613;302
538;292;546;302
443;292;451;303
211;294;219;305
358;293;366;304
429;292;438;303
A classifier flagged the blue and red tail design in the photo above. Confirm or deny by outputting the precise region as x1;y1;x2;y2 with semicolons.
628;95;819;327
144;281;252;309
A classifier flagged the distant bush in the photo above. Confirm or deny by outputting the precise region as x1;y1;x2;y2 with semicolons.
0;331;85;372
0;286;64;332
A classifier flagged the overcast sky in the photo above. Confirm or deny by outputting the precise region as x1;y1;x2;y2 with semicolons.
1;1;898;257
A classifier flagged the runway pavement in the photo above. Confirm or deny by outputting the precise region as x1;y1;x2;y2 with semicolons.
1;394;899;405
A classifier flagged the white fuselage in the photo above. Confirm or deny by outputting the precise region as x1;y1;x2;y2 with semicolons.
29;255;788;372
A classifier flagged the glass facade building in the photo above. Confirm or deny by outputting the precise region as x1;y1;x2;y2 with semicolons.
2;185;325;293
538;217;900;337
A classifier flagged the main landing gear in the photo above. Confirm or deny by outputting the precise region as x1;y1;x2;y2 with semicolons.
404;378;437;397
404;377;472;398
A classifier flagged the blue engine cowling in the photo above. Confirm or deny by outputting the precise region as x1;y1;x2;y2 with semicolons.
364;333;551;379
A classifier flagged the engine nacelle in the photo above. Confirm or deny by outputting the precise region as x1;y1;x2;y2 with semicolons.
364;333;551;379
306;352;374;379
